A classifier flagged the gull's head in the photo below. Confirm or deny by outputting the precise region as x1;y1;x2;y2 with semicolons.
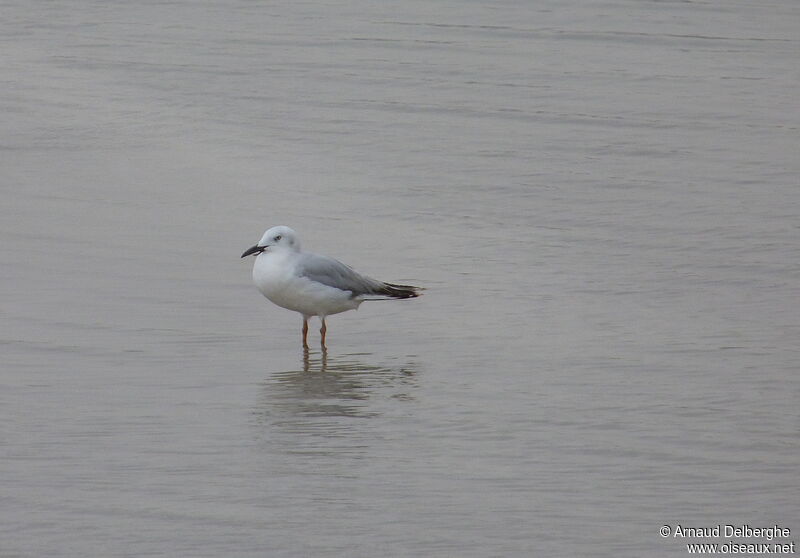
241;225;300;258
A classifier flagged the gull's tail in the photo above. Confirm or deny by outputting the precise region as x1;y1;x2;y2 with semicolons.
372;282;423;300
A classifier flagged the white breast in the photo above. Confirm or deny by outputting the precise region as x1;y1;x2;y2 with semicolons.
252;251;362;317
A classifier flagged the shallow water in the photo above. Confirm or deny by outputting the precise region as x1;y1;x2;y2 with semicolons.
2;1;798;556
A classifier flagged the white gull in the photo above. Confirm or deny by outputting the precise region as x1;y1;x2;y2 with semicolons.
241;226;421;347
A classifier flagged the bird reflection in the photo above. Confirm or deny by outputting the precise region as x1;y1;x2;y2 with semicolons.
303;346;328;373
253;348;420;429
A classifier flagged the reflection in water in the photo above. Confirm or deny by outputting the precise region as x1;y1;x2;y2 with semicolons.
251;350;420;475
252;348;420;431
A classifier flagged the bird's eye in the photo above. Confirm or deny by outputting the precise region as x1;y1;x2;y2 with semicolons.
275;235;282;241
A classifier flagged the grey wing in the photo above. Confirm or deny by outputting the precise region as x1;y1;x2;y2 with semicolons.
296;253;386;296
296;253;421;299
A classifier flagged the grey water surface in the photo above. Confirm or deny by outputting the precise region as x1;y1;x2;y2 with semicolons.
2;1;798;556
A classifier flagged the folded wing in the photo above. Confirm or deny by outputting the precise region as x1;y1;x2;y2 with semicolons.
297;253;421;299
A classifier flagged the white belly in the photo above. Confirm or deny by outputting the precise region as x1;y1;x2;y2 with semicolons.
253;252;361;317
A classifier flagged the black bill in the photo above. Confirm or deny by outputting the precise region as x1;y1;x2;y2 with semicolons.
241;245;265;258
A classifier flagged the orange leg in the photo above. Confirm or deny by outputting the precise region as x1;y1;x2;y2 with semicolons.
302;317;309;348
320;317;327;348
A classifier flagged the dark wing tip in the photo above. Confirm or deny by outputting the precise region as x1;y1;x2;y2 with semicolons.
380;282;424;299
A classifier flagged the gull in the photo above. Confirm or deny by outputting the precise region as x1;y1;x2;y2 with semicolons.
241;226;421;348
